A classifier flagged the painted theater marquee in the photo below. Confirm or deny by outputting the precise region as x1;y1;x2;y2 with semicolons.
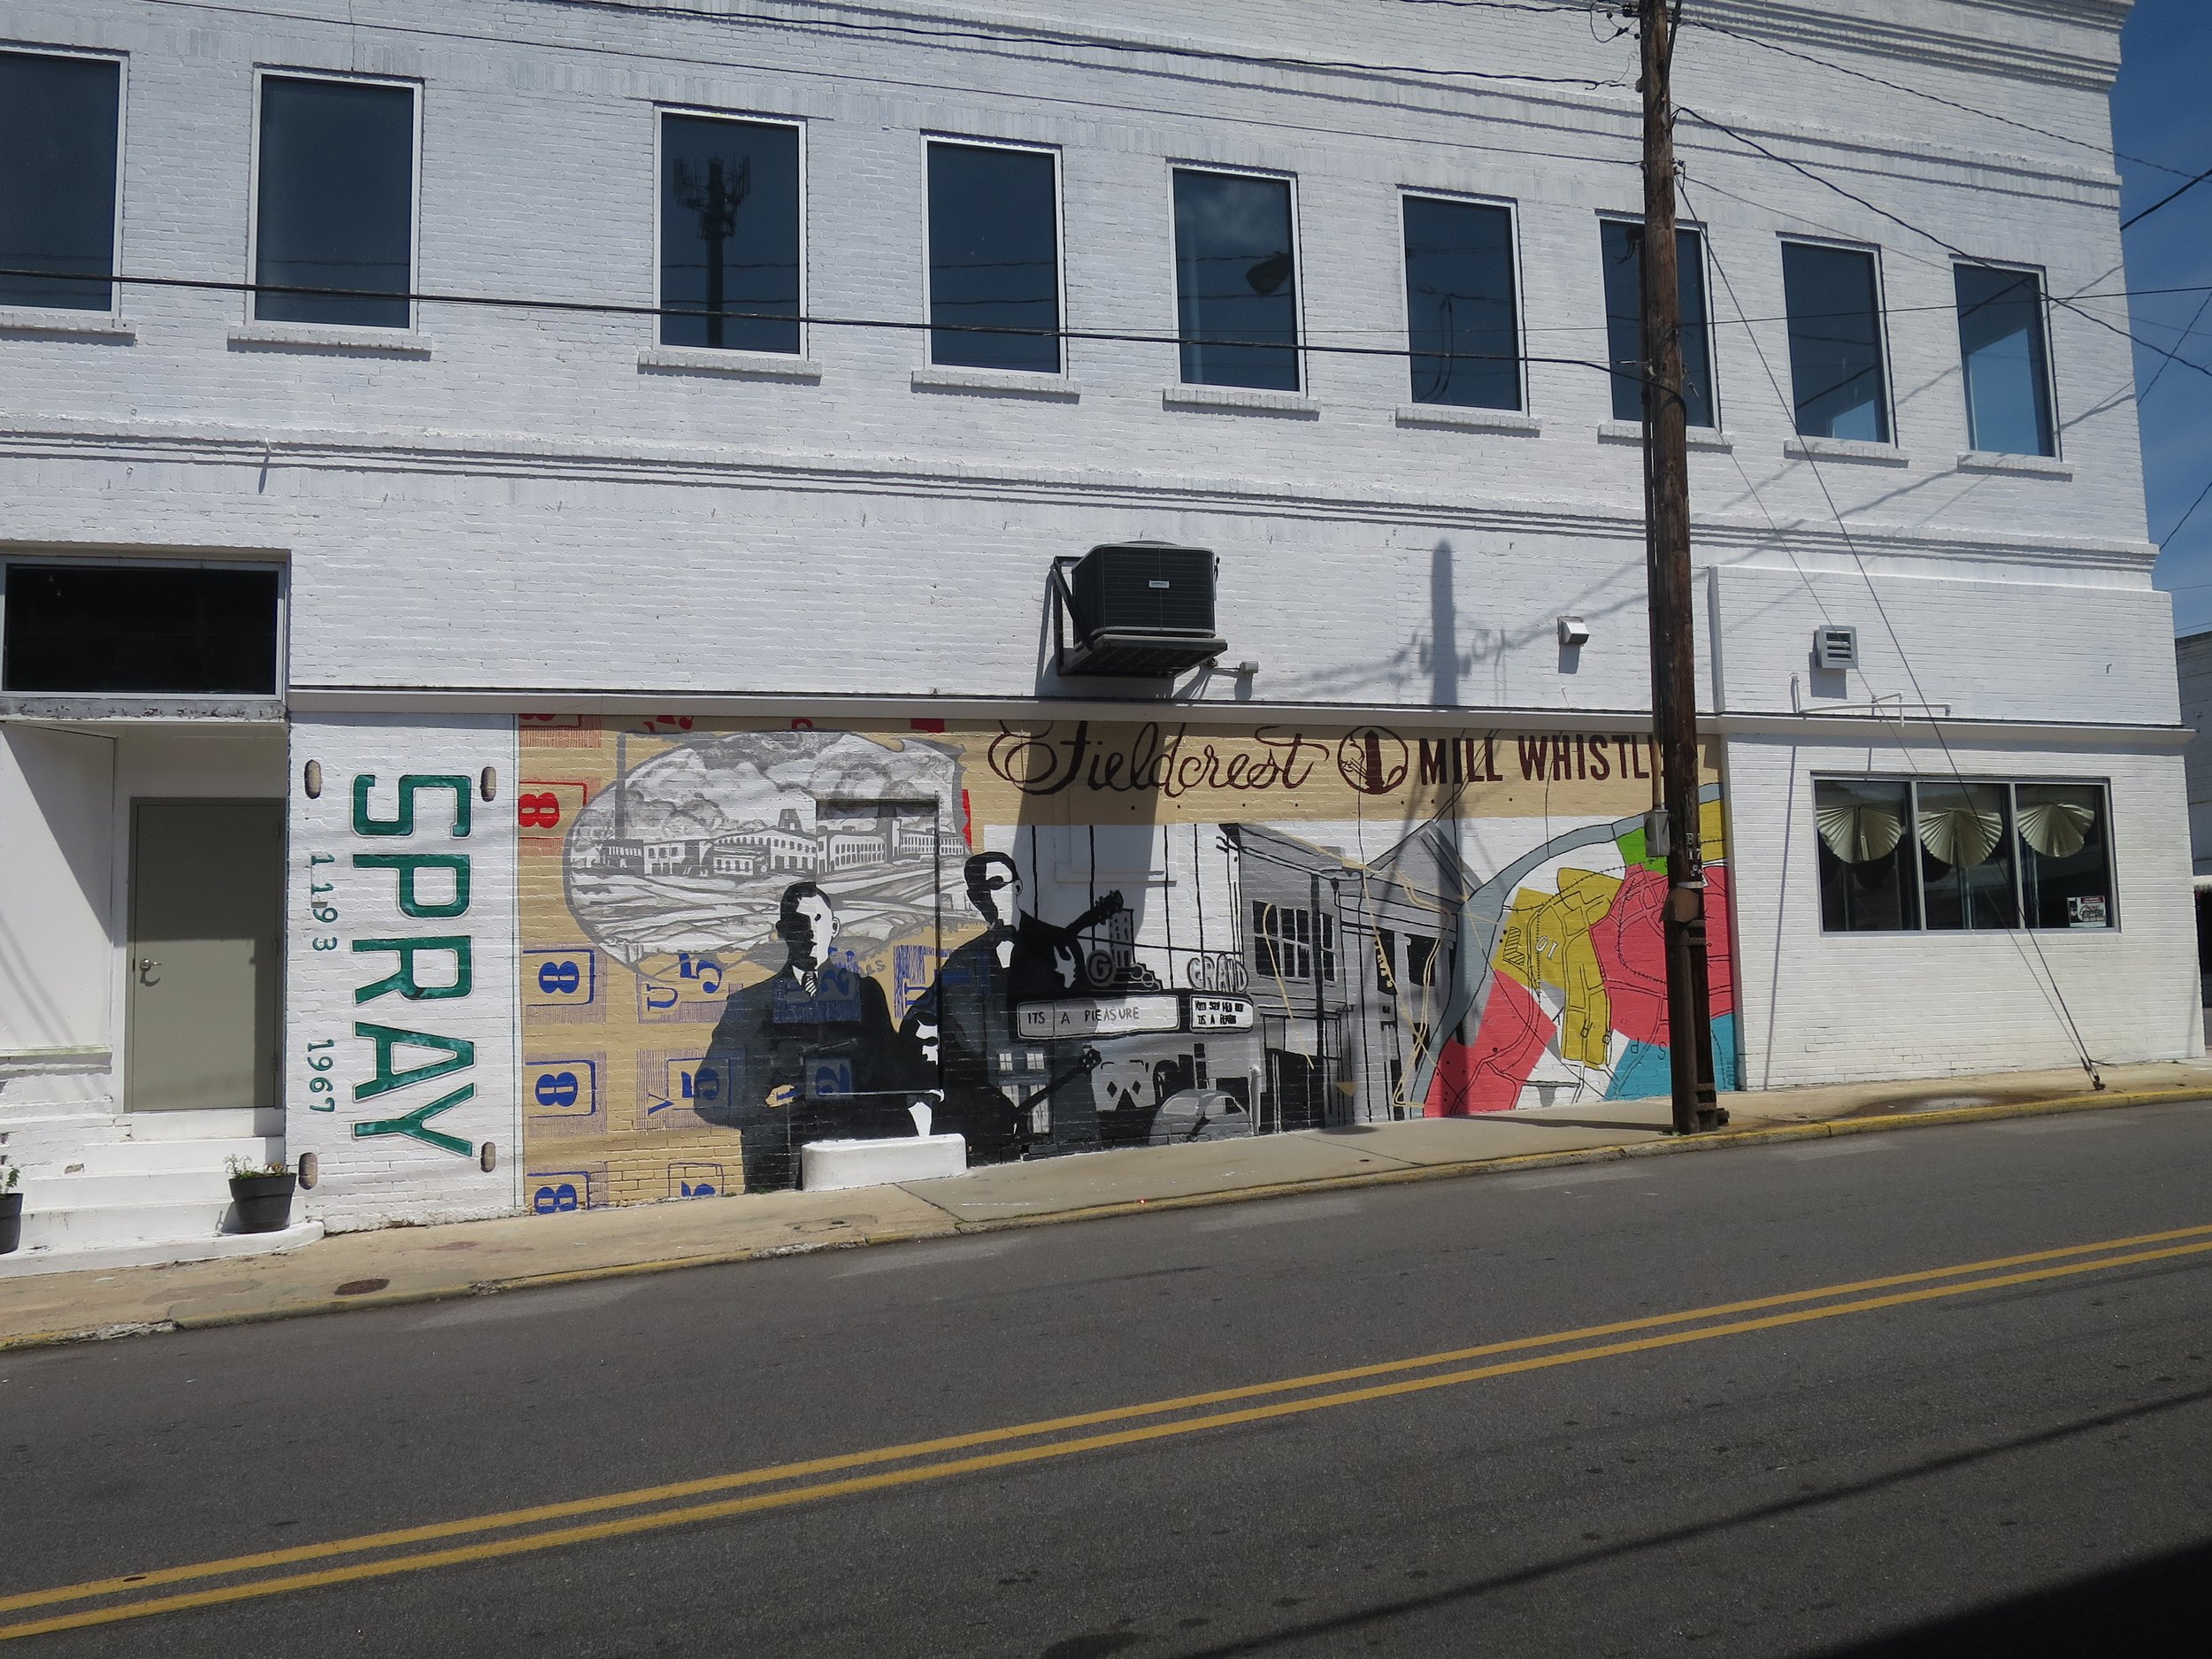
512;716;1737;1214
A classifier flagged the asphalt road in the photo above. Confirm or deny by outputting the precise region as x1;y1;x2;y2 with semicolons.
7;1101;2212;1657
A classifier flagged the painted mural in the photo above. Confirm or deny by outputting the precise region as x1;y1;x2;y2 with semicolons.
517;717;1738;1210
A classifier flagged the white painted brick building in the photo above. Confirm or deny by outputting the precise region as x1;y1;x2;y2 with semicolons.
0;0;2192;1256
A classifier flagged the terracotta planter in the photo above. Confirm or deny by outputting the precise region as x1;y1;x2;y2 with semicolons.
228;1171;297;1234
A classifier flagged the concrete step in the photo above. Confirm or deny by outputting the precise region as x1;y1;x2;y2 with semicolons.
0;1221;323;1281
18;1199;239;1252
50;1138;285;1179
124;1109;283;1143
28;1168;236;1209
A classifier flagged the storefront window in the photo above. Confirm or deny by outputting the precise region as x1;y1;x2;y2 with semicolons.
1816;776;2114;934
2015;784;2114;929
1815;779;1917;931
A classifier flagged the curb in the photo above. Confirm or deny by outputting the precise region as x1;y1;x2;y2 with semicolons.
4;1085;2205;1355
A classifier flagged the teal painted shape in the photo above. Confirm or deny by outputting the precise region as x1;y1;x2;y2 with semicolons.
1606;1039;1671;1099
1606;1014;1740;1100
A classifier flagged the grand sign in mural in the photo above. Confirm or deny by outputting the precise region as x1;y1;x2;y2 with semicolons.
513;717;1737;1212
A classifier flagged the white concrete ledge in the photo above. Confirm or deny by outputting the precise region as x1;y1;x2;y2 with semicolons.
1162;385;1318;418
639;345;822;381
1785;435;1910;466
1957;449;2073;479
802;1133;968;1192
1596;419;1734;451
0;1047;111;1079
1396;403;1540;435
911;365;1080;400
228;320;431;357
0;307;135;342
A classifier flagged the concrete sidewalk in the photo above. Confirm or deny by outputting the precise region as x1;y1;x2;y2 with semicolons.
4;1058;2208;1352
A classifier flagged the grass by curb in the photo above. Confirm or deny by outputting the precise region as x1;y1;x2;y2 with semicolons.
4;1084;2205;1355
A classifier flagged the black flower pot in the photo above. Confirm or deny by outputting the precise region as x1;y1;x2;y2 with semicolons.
0;1191;20;1255
228;1172;297;1234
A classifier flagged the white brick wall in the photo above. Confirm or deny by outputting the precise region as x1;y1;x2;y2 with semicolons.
0;0;2193;1124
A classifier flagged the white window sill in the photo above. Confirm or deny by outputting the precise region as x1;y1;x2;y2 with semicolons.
638;345;821;381
0;306;136;341
911;365;1080;401
229;320;431;357
1785;435;1909;466
1957;449;2072;479
1396;403;1540;435
1163;384;1318;418
1596;419;1733;452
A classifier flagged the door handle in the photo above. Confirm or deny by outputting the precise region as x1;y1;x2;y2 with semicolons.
136;957;161;987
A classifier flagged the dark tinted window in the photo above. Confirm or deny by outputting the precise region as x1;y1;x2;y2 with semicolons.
255;77;414;327
1601;220;1715;426
0;52;120;311
4;565;280;695
660;115;801;353
928;142;1058;373
1402;196;1519;410
1815;779;1918;932
1956;265;2055;457
1781;242;1889;442
1172;170;1298;391
1917;782;2018;931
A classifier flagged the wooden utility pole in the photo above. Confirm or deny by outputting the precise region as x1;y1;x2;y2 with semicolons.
1639;0;1721;1134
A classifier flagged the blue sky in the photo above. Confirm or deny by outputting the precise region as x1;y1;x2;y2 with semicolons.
2113;0;2212;637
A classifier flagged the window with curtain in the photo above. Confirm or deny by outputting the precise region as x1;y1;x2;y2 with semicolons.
0;51;119;311
1172;170;1298;391
255;76;415;327
1955;264;2056;457
659;113;802;353
1781;242;1890;442
1815;777;2113;933
1600;219;1715;426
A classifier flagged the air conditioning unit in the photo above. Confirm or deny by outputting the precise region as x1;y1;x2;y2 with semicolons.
1052;542;1226;677
1813;625;1859;671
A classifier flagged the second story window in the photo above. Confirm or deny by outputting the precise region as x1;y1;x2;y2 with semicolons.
1600;219;1715;426
1172;169;1298;391
1781;242;1890;443
1402;195;1521;410
0;50;121;311
255;74;415;328
927;140;1060;373
659;113;801;354
1955;264;2055;457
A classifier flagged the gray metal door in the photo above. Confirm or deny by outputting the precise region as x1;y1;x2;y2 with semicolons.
126;800;282;1111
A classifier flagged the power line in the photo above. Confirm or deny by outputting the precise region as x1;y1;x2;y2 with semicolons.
2161;475;2212;550
1678;13;2196;184
1678;106;2212;389
2122;161;2212;231
1679;172;2104;1086
0;266;1630;374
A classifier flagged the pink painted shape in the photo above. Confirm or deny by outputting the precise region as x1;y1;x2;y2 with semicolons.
1425;972;1556;1117
1590;864;1736;1047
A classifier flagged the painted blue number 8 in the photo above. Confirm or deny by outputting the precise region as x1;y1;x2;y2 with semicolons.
538;960;583;995
534;1071;580;1108
532;1182;580;1214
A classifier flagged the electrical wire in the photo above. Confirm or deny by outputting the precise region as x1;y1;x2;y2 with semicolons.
1678;12;2196;184
1680;170;2106;1087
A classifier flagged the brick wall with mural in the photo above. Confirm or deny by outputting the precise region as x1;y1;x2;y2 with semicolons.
515;715;1736;1212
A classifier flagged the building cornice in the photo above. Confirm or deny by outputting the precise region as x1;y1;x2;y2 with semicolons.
0;417;2157;574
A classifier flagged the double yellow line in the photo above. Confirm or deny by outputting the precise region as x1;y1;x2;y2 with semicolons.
7;1219;2212;1642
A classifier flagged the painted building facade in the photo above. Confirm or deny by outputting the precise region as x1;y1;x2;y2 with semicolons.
0;0;2195;1249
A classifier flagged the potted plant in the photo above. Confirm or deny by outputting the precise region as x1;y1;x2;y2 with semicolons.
226;1156;298;1234
0;1162;20;1255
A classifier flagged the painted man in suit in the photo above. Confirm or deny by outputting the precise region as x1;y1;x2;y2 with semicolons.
696;881;902;1192
902;852;1124;1160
